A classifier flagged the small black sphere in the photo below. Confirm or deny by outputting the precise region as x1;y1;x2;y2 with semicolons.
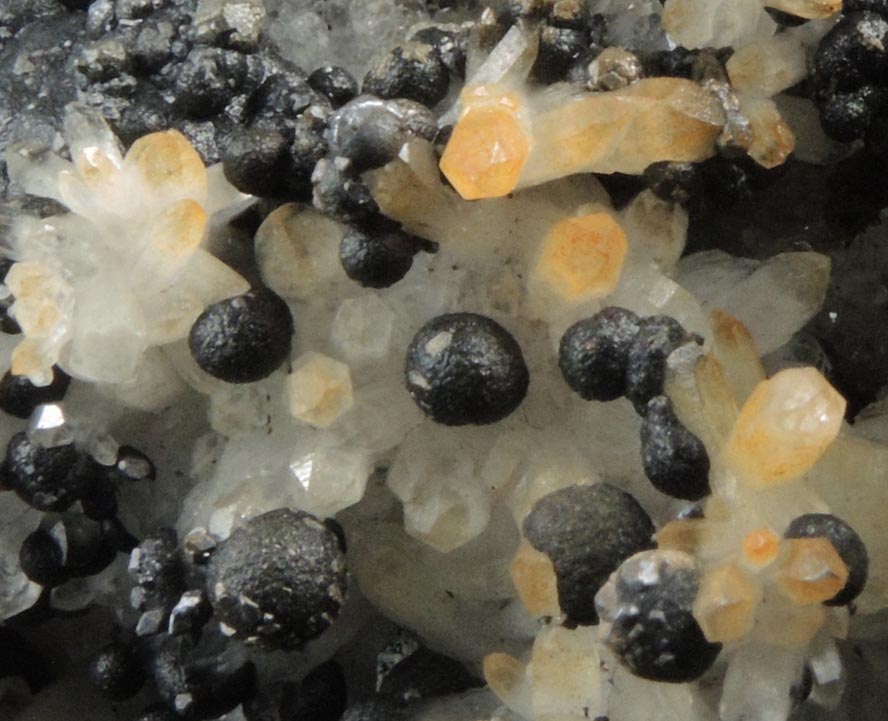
222;126;291;197
597;550;721;683
308;66;359;108
61;514;117;578
559;307;641;402
410;26;468;77
19;528;67;587
5;432;96;512
174;47;246;119
379;648;481;703
362;42;450;108
279;660;348;721
819;85;887;142
88;641;145;701
188;287;294;384
625;315;694;415
785;513;869;606
207;508;348;650
814;12;888;92
405;313;529;425
116;445;156;481
0;367;71;420
640;396;711;501
339;222;417;288
523;483;655;625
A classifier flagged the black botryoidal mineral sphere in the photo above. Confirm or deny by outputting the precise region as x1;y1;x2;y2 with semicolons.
559;307;641;401
188;288;294;384
596;550;721;683
88;641;145;701
523;483;655;625
640;396;711;501
0;366;71;419
405;313;529;425
5;432;96;512
206;508;348;650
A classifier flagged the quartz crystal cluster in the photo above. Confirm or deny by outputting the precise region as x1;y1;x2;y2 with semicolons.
4;1;888;721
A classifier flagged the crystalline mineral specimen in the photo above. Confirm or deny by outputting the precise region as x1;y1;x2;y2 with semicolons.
5;1;888;721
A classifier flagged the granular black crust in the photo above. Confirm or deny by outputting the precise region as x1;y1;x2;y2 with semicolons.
206;508;348;650
598;551;721;683
625;315;693;415
188;287;294;384
640;396;711;501
405;313;529;426
362;42;450;108
0;366;71;419
785;513;869;606
559;307;641;401
814;11;888;93
523;483;655;625
5;432;96;511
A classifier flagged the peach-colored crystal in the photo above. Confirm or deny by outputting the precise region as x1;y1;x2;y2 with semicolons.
724;367;846;487
742;527;781;568
287;352;354;428
525;77;724;183
533;213;628;302
693;563;761;643
776;537;849;605
510;539;561;617
125;129;208;203
439;87;530;200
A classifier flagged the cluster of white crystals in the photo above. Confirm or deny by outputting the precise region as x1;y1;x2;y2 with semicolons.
7;3;888;721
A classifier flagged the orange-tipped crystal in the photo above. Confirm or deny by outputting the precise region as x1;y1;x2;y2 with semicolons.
742;527;781;568
776;537;849;605
510;539;561;617
533;213;628;302
724;367;846;487
439;87;530;200
693;563;761;643
125;129;208;204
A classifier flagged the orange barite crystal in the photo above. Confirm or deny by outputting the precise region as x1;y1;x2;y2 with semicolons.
724;367;846;487
533;213;628;302
776;537;849;605
693;563;761;643
439;87;530;200
742;527;781;568
510;539;561;617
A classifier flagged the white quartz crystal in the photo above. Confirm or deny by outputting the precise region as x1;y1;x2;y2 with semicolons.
0;494;42;620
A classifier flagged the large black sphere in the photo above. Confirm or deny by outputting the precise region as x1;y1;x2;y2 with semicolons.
405;313;529;425
188;288;294;384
